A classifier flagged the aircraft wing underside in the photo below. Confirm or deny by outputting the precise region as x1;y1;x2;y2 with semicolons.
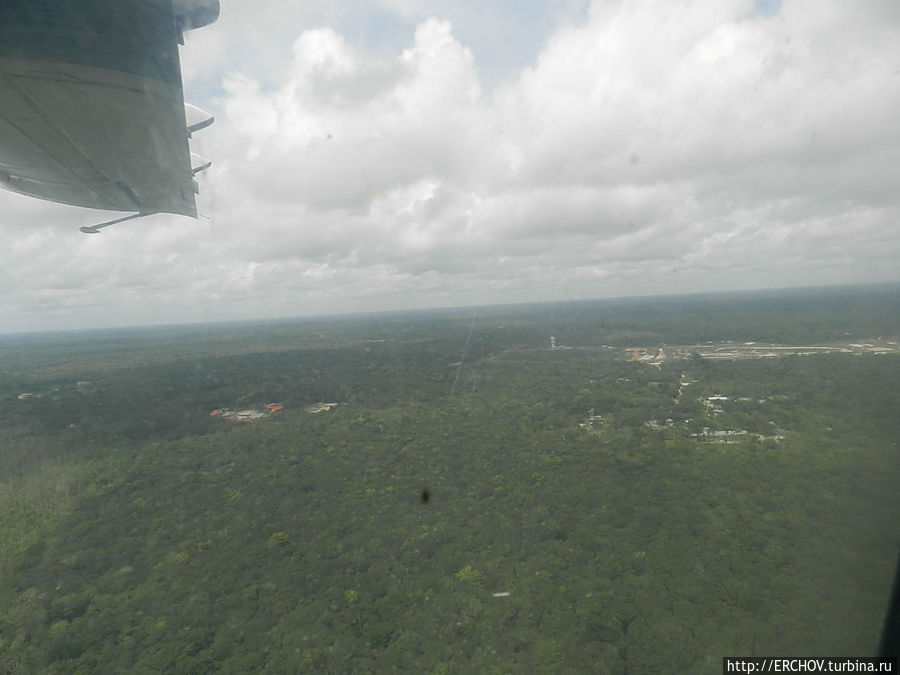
0;0;217;218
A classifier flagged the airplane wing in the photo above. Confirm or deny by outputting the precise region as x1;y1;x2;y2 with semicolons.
0;0;218;221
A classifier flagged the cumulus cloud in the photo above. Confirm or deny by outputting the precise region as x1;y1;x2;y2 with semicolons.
2;0;899;331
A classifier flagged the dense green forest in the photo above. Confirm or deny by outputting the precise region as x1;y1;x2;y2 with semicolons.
1;285;899;673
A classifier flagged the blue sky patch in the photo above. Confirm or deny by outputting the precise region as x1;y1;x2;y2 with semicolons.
752;0;782;17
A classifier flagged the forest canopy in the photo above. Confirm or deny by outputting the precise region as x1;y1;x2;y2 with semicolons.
1;284;899;673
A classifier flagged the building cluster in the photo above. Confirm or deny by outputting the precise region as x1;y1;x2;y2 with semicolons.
305;402;339;414
208;401;341;421
210;403;282;422
690;427;784;444
627;347;687;365
578;409;604;430
700;394;768;417
548;336;572;350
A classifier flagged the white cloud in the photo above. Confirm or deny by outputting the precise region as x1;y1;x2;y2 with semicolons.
2;0;899;332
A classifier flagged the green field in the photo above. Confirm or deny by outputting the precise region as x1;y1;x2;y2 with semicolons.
1;285;898;673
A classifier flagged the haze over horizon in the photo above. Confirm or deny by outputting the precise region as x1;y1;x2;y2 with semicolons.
2;280;896;339
2;0;899;333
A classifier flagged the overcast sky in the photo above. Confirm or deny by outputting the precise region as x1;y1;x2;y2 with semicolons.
2;0;899;333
